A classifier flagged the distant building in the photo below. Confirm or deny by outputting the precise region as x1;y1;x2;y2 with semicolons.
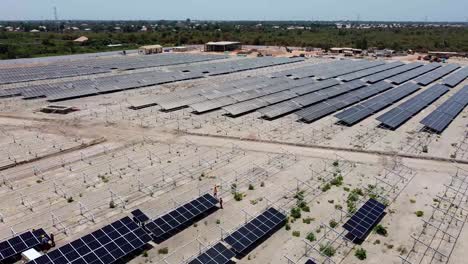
205;41;242;52
138;45;163;55
73;36;89;43
330;47;362;55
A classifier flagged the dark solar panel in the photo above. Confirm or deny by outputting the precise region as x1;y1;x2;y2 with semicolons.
0;229;49;262
223;207;286;255
189;243;235;264
29;217;151;264
414;64;460;86
296;81;393;123
443;67;468;88
343;198;386;241
305;259;317;264
335;83;420;125
388;63;440;85
420;85;468;133
377;84;449;129
364;62;423;83
131;209;150;224
145;194;218;242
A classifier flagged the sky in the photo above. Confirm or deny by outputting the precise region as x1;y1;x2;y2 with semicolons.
1;0;467;22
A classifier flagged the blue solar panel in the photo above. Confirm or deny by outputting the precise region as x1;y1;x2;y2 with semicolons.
145;194;218;242
377;84;449;129
189;243;236;264
420;85;468;133
343;199;386;241
29;217;150;264
0;229;49;262
131;209;150;224
305;259;317;264
224;207;286;255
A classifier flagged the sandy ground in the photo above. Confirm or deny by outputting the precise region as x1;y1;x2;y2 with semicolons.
0;53;467;264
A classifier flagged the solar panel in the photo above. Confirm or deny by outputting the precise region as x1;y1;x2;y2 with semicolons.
223;207;286;255
131;209;150;224
29;217;151;264
145;194;219;242
364;62;423;83
0;229;49;262
305;259;317;264
414;64;460;86
338;61;405;82
188;243;235;264
443;67;468;88
388;63;440;85
296;81;393;123
420;85;468;133
377;84;450;129
343;198;386;241
335;83;421;125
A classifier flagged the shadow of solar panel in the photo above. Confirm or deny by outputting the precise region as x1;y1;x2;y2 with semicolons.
29;217;150;264
189;243;235;264
145;194;218;242
343;199;386;242
0;229;49;262
223;207;286;256
420;85;468;133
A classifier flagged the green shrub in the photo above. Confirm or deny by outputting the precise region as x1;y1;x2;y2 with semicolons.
158;247;168;254
292;231;300;237
329;219;338;228
415;210;424;217
374;224;388;236
355;248;367;260
233;192;243;201
320;244;336;257
306;232;316;242
291;207;301;219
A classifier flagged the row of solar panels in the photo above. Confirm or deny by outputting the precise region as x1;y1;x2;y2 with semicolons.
188;207;286;264
0;57;303;102
0;54;227;84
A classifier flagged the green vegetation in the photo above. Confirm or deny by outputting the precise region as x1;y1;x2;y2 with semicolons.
291;207;302;219
1;21;467;59
415;210;424;217
320;244;336;257
329;219;338;228
346;188;364;213
355;248;367;260
292;231;300;237
233;192;244;201
306;232;316;242
158;247;169;254
374;224;388;236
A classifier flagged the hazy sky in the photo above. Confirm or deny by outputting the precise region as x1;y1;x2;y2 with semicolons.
2;0;467;22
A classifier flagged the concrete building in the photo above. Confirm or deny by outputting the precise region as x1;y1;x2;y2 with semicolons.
205;41;242;52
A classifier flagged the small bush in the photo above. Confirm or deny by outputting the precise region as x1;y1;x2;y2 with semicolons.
233;192;243;201
109;201;115;208
415;210;424;217
303;217;315;224
321;183;331;192
355;248;367;260
329;219;338;228
292;231;300;237
67;197;74;203
333;161;339;167
216;219;221;224
374;224;388;236
248;184;254;190
410;199;416;204
306;232;316;242
158;247;168;254
320;244;336;257
291;207;301;219
285;223;291;230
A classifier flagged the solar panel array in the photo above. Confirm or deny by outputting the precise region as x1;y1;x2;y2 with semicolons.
414;64;460;86
0;229;49;262
223;207;286;255
29;216;151;264
296;81;394;123
442;67;468;88
343;198;386;241
131;209;150;224
0;53;227;84
420;85;468;133
377;84;450;129
304;259;317;264
258;80;365;119
335;82;421;125
364;62;423;83
0;57;302;102
388;63;441;85
188;243;236;264
145;194;219;242
338;61;405;82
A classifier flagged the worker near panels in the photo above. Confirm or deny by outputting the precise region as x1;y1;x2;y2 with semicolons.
219;197;223;209
213;185;218;198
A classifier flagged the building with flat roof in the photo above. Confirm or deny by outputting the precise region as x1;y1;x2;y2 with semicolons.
138;45;163;55
205;41;242;52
